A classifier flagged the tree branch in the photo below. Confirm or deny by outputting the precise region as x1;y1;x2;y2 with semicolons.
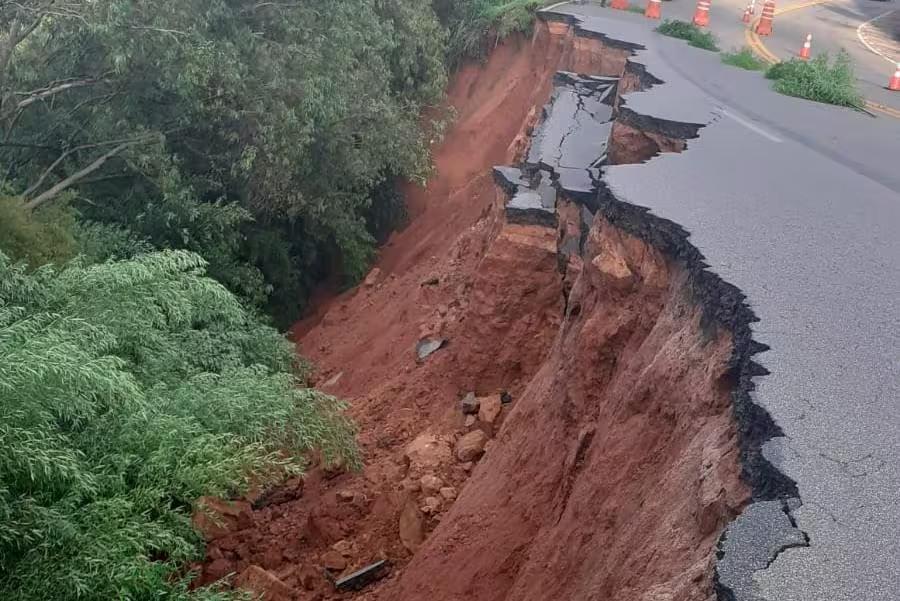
12;77;101;111
24;141;136;211
22;135;156;199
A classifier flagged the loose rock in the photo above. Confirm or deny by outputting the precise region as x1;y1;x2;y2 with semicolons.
297;565;319;590
415;337;447;362
332;539;353;556
460;392;480;415
455;430;490;462
420;474;444;496
420;496;442;514
404;434;452;472
398;494;425;552
321;550;347;572
477;394;503;427
234;566;292;601
205;558;236;580
439;486;458;501
192;496;254;541
363;267;382;287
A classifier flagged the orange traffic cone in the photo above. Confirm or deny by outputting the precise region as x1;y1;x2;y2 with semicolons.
889;63;900;91
645;0;662;19
755;0;775;36
742;4;752;23
692;0;712;26
611;0;630;9
798;33;812;59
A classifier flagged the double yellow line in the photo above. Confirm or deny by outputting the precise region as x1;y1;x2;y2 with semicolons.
744;0;900;119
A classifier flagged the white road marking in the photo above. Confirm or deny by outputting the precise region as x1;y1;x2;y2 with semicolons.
720;109;784;143
543;1;573;12
856;9;899;65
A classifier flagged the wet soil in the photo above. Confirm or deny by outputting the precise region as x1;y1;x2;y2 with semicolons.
198;20;750;601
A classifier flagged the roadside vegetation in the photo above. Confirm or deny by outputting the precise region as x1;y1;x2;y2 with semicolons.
0;249;358;600
0;1;555;599
655;20;720;51
766;51;864;107
627;4;648;14
435;0;558;66
721;47;768;70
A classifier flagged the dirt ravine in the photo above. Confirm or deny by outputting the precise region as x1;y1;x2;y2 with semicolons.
197;20;751;601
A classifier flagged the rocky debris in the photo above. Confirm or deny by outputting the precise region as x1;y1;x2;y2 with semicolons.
420;496;442;515
398;494;425;552
305;508;346;546
261;547;284;569
419;474;444;496
297;565;319;590
205;558;236;581
337;489;356;502
439;487;458;501
421;275;440;286
455;430;490;462
460;462;474;472
464;414;477;429
234;565;292;601
319;371;344;389
321;550;348;572
404;434;452;473
363;267;382;287
192;496;254;541
332;539;353;556
415;337;446;362
460;392;480;415
501;391;513;404
477;394;503;428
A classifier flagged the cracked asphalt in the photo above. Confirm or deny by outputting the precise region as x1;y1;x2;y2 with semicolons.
542;4;900;600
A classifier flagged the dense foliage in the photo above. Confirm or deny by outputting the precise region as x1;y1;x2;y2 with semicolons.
766;51;863;107
0;250;357;600
0;0;450;325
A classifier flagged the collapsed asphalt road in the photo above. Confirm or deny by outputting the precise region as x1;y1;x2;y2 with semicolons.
544;5;900;601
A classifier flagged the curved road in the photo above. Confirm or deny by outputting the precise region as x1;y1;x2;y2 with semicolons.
637;0;900;114
543;3;898;601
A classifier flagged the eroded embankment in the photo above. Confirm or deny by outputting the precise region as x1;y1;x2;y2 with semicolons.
195;18;789;601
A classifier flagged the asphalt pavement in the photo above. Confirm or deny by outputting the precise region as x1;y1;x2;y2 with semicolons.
617;0;900;113
542;4;899;600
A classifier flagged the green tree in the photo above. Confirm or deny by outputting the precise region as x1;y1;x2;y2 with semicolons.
0;249;357;600
0;0;448;324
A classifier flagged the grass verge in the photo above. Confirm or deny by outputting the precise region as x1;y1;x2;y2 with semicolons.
721;47;767;70
627;4;646;13
765;51;863;107
655;19;719;52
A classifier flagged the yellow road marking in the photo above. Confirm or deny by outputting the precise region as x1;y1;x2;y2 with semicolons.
743;1;900;119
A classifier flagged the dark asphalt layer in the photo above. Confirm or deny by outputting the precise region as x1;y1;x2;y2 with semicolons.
542;4;900;601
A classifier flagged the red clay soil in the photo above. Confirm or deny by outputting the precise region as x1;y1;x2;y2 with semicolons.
196;21;749;601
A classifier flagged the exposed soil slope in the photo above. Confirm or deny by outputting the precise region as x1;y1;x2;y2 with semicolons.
197;21;750;601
